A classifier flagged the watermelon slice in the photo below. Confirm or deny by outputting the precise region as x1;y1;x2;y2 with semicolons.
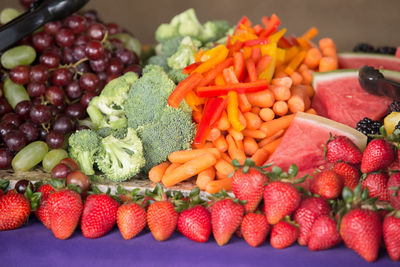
311;69;397;128
338;52;400;71
266;112;367;188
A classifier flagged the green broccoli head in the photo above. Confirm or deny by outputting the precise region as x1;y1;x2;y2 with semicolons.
155;23;179;43
87;72;138;130
142;64;165;75
167;69;188;84
124;68;175;129
160;36;184;57
96;128;145;182
147;55;170;72
174;8;204;38
68;129;102;175
167;36;201;70
201;20;232;43
137;107;195;170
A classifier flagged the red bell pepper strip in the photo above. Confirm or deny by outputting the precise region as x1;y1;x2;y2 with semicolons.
226;34;232;48
277;36;293;49
234;16;250;34
260;14;281;38
243;38;270;47
198;58;234;87
229;40;244;56
168;72;203;108
193;97;224;146
197;80;269;98
253;24;264;35
233;52;245;82
209;97;228;128
182;62;202;74
251;47;262;64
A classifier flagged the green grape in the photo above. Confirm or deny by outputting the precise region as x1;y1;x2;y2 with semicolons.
1;45;36;69
111;33;141;56
4;77;30;109
0;8;21;24
42;149;69;172
12;141;49;172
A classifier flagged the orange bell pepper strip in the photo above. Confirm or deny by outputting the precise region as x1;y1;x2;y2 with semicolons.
302;27;318;40
245;58;258;82
198;58;234;87
227;91;245;132
168;72;203;108
184;91;206;111
197;80;269;98
193;45;229;74
182;62;202;74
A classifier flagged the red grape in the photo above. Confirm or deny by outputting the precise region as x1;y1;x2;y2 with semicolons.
115;48;135;65
52;116;75;135
79;73;99;92
0;148;13;169
30;65;49;83
67;170;90;194
0;122;15;138
74;35;90;46
27;83;46;97
63;47;75;64
65;14;87;34
0;98;12;116
4;130;27;152
40;52;60;68
90;56;109;73
80;92;96;108
66;103;86;119
45;86;65;106
106;23;122;35
15;180;34;194
19;121;38;142
55;28;75;48
51;68;73;87
60;158;80;171
46;130;65;149
32;31;54;52
72;44;87;61
9;65;30;85
51;163;70;179
85;40;104;60
30;105;51;124
15;100;32;120
106;58;124;75
86;23;105;41
106;74;120;84
65;80;83;99
124;64;142;76
2;113;21;128
44;21;62;35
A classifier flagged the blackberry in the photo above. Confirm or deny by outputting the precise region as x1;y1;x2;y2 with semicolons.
387;100;400;114
356;117;383;139
395;121;400;131
375;46;396;55
353;43;375;53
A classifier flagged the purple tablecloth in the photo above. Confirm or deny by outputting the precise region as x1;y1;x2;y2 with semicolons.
0;217;397;267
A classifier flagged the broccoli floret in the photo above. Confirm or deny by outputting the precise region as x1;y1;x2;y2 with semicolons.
97;127;127;139
201;20;232;43
160;36;184;57
137;107;195;170
68;129;102;175
147;55;170;72
96;128;145;182
124;68;175;129
87;72;138;130
168;69;188;84
167;36;201;69
142;64;165;75
155;23;179;43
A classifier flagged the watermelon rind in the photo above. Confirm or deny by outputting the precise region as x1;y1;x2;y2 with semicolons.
338;52;400;71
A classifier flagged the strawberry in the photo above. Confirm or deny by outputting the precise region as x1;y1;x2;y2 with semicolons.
340;209;381;262
361;139;394;173
383;212;400;261
47;189;83;240
178;205;211;243
0;191;30;230
81;193;119;239
308;215;341;251
270;220;299;249
294;196;331;246
241;212;269;247
361;172;390;202
333;162;360;190
325;135;362;164
34;184;55;229
117;202;147;240
264;181;301;225
147;201;178;241
231;167;267;213
211;198;244;246
388;172;400;210
310;170;343;199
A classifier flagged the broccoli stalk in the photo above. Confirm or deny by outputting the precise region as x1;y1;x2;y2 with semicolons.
96;128;145;182
68;129;102;175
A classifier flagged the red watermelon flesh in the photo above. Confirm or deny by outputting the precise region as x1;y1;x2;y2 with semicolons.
338;53;400;71
265;112;367;188
311;69;394;128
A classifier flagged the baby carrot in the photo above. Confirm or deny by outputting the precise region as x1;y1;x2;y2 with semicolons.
215;158;235;176
322;46;337;57
238;110;247;129
206;178;232;194
319;38;336;51
233;52;245;82
271;77;293;88
246;58;258;82
290;71;303;86
302;27;318;40
300;69;313;86
203;142;215;148
288;85;307;113
217;111;231;131
260;114;295;138
213;135;228;152
270;85;291;101
258;129;285;147
304;85;315;98
272;101;289;116
206;127;221;142
304;48;322;69
221;152;232;163
196;167;215;190
149;162;170;183
162;153;218;187
259;108;275;122
242;129;267;139
306;108;317;115
246;89;275;108
234;138;244;151
164;162;181;177
243;112;262;130
226;134;246;164
251;106;261;114
228;127;244;141
216;171;229;180
244;136;258;156
319;56;338;72
251;147;270;166
263;137;282;155
238;93;252;113
168;148;221;163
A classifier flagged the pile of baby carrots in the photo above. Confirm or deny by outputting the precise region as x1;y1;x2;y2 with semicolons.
149;14;339;194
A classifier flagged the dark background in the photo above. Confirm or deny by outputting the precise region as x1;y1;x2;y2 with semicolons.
1;0;400;50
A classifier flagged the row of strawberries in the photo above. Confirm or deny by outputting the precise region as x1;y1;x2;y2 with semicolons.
0;135;400;263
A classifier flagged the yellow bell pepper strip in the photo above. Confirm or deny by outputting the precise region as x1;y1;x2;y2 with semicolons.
193;97;225;146
197;80;269;98
194;45;229;74
227;91;245;132
198;58;233;87
260;43;277;82
260;14;281;38
215;74;226;86
284;46;300;63
302;27;318;40
168;72;203;108
184;91;206;111
200;44;227;62
285;50;307;75
268;28;287;44
182;62;202;74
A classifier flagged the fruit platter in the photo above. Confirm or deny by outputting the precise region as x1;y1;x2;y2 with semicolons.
1;0;400;266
